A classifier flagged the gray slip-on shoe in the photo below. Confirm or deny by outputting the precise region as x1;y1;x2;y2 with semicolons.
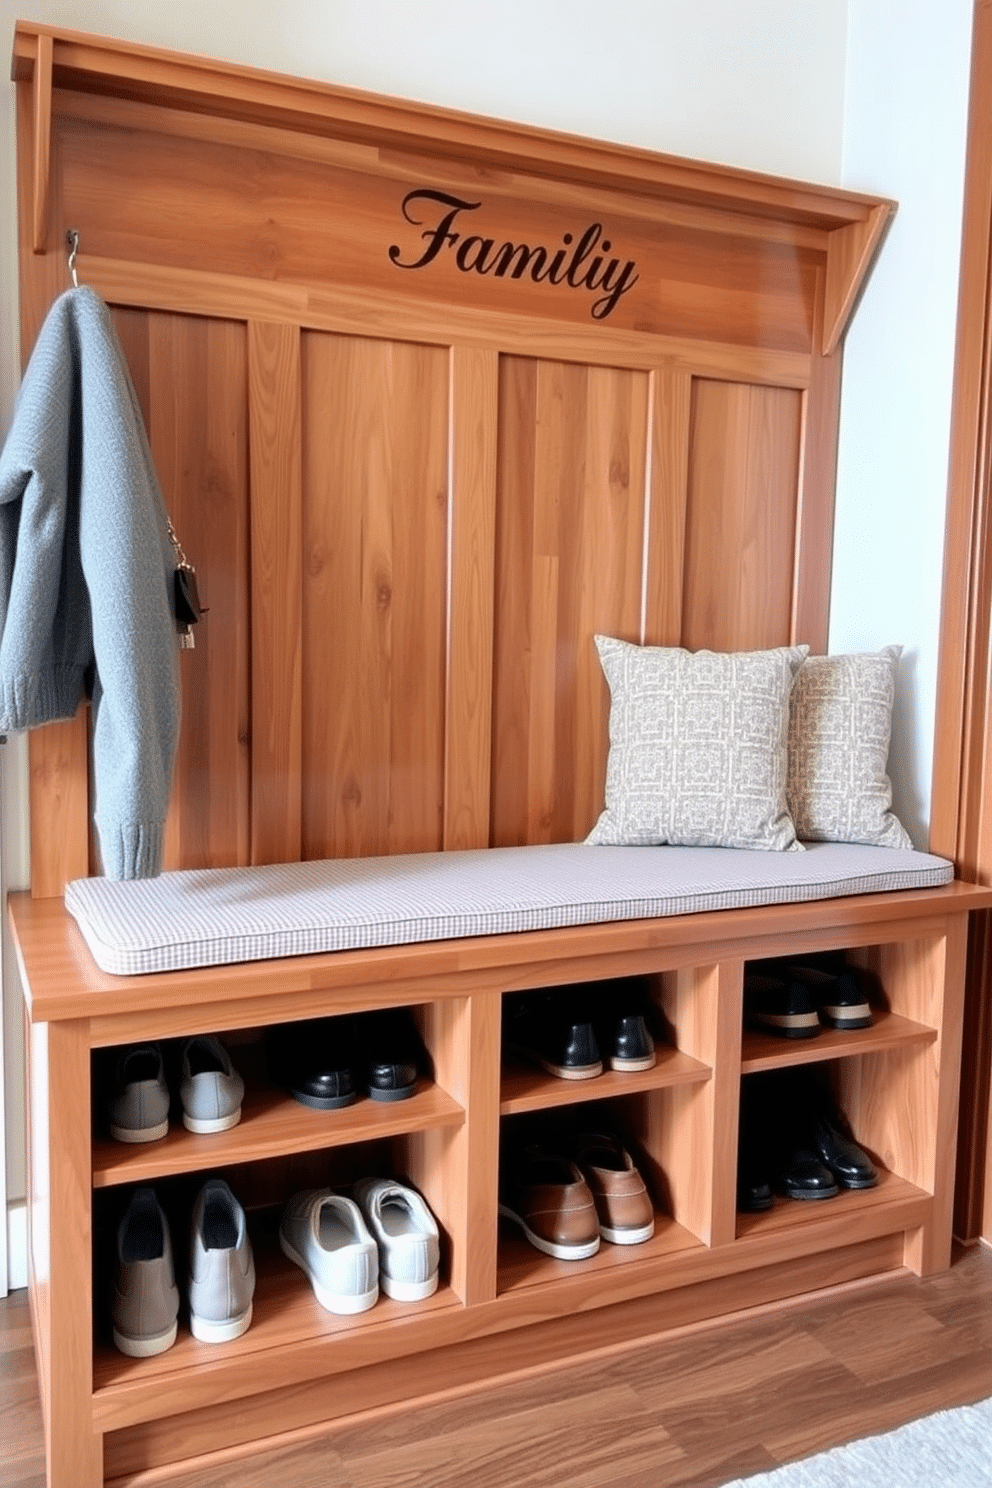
353;1178;440;1301
106;1043;170;1144
180;1035;245;1134
110;1187;180;1357
279;1189;378;1314
188;1178;256;1343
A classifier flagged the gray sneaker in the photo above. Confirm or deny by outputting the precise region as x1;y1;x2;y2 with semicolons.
106;1044;170;1144
352;1178;440;1301
279;1189;378;1314
110;1188;180;1357
180;1036;244;1134
188;1179;256;1343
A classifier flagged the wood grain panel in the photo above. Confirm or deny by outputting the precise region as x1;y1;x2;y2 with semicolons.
41;1021;101;1487
682;380;803;651
249;320;304;864
646;960;743;1246
929;0;992;1244
30;31;52;253
299;331;449;858
792;269;841;653
54;114;819;352
444;346;498;850
406;994;501;1305
115;308;251;869
643;368;693;646
50;247;816;388
490;356;649;846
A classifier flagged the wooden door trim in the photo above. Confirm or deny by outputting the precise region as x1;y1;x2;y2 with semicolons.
931;0;992;1238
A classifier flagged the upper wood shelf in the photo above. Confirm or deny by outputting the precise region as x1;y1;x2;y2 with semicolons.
500;1045;710;1115
12;19;893;352
740;1009;937;1074
12;21;889;230
91;1078;464;1189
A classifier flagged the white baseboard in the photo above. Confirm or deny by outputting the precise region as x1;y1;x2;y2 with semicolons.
6;1200;27;1293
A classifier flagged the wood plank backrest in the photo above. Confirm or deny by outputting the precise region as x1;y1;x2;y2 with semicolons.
11;24;895;895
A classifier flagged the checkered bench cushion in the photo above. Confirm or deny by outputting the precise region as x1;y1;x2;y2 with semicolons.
63;841;954;977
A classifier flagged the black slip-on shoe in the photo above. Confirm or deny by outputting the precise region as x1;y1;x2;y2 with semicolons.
744;972;821;1039
778;1145;840;1201
504;991;602;1080
814;968;874;1030
771;958;874;1031
814;1115;878;1188
608;1012;656;1071
268;1018;358;1110
737;1157;774;1212
356;1008;421;1101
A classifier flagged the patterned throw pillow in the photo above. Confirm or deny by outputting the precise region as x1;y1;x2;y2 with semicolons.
586;637;808;851
786;646;912;848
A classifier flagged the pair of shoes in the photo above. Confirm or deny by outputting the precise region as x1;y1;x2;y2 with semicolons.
504;982;655;1081
778;958;874;1031
268;1009;421;1110
745;960;873;1040
106;1037;244;1142
499;1132;654;1259
737;1071;878;1210
776;1119;877;1199
110;1180;255;1355
280;1179;439;1312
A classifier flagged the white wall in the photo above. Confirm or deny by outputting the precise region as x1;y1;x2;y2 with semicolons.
0;0;973;1280
833;0;973;847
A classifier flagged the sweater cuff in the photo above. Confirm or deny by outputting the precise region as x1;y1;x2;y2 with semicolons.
97;820;165;880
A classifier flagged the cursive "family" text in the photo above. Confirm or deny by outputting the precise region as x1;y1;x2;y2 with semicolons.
388;189;639;321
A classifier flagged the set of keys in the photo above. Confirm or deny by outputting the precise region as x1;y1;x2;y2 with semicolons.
169;519;206;650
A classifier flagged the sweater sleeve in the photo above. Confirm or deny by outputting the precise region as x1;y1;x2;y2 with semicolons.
74;291;181;880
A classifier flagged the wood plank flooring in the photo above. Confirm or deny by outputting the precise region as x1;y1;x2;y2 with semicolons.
2;1243;990;1488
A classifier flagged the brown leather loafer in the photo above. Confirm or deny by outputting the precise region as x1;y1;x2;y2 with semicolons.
574;1131;655;1244
499;1148;600;1260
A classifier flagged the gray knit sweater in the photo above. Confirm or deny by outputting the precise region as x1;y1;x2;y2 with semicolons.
0;288;180;879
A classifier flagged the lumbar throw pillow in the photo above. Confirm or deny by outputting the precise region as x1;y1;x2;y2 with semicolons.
786;645;912;849
586;637;809;851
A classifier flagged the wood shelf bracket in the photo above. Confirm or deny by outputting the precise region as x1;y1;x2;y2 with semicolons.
30;31;52;254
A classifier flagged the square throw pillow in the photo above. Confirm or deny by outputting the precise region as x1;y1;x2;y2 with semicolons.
586;637;809;851
786;645;913;849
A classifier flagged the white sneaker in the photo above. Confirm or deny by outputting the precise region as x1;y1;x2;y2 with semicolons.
352;1178;440;1301
180;1035;244;1134
188;1179;256;1343
279;1189;378;1314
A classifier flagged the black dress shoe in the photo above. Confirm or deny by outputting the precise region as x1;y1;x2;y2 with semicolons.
814;1115;878;1188
592;977;656;1071
355;1008;421;1102
737;1075;776;1211
778;1144;839;1201
737;1158;774;1212
268;1017;358;1110
608;1012;655;1071
504;990;602;1080
744;972;821;1039
779;963;874;1031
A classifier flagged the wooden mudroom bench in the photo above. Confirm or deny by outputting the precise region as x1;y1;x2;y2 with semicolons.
9;23;992;1488
10;860;992;1487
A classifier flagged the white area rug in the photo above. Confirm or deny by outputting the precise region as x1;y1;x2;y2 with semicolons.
721;1397;992;1487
